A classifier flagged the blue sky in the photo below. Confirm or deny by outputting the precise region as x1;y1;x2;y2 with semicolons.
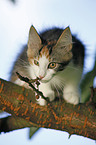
0;0;96;145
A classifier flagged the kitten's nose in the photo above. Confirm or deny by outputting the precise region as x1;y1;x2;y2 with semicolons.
39;75;44;80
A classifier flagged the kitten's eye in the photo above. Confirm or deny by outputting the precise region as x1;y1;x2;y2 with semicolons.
34;60;39;66
48;62;56;69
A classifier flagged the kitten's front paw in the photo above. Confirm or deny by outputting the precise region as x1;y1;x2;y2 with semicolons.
36;97;47;106
37;83;55;106
63;92;79;105
36;91;55;106
63;85;80;105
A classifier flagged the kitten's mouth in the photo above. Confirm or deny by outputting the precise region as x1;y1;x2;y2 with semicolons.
39;74;55;83
39;76;54;83
39;77;51;83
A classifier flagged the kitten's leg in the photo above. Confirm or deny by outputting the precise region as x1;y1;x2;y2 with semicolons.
37;82;55;106
63;84;80;105
14;78;29;88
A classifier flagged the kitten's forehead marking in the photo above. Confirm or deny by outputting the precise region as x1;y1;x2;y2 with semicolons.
40;46;49;58
39;40;56;60
47;40;57;46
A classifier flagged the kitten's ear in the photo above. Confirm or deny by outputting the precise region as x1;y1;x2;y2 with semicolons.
52;27;73;62
27;26;41;59
56;26;72;48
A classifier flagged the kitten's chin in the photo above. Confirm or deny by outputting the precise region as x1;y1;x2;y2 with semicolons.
40;79;51;83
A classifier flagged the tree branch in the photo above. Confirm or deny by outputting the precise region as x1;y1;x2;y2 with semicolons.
0;116;37;133
0;78;96;140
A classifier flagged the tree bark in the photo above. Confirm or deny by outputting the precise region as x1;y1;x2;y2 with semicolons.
0;78;96;140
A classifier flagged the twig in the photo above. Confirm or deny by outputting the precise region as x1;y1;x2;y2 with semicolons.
86;86;96;106
16;72;50;103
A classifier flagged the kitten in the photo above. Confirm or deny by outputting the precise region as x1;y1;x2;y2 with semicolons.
10;26;85;106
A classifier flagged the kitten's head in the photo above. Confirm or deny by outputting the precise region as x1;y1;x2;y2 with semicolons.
27;26;72;83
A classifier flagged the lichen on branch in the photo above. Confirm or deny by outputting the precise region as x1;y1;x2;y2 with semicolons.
0;78;96;140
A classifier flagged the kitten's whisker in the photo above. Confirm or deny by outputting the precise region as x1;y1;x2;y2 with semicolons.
52;76;65;92
18;58;29;65
53;83;60;97
55;76;65;87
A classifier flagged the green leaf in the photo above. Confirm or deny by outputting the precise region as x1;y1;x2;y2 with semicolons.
29;127;40;139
